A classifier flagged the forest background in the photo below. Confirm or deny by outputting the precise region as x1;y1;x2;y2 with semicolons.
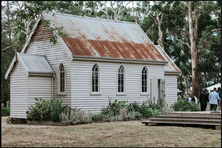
1;1;221;106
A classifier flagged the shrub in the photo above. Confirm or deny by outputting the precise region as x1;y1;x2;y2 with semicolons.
1;107;10;116
100;99;138;122
92;114;104;122
127;102;140;112
137;107;153;117
135;111;142;118
27;98;65;121
171;100;200;111
27;98;51;121
126;111;136;120
60;106;93;125
50;100;64;122
109;100;129;116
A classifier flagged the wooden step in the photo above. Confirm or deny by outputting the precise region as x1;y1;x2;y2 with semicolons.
165;111;221;117
156;115;221;120
142;120;221;126
149;118;221;123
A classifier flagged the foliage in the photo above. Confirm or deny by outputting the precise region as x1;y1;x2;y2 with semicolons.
99;98;169;122
137;107;154;117
60;106;93;125
1;108;10;116
50;99;64;122
99;99;137;122
92;114;103;122
171;100;200;111
127;101;140;112
27;98;65;121
142;97;168;115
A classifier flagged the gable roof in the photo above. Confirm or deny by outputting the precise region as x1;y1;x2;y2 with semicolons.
155;45;181;75
43;13;166;62
5;12;169;79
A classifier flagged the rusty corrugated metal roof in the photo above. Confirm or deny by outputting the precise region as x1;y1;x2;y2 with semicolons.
155;45;181;73
43;13;166;62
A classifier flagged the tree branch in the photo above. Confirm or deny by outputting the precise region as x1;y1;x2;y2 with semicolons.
211;28;221;32
117;1;131;15
1;44;18;51
170;31;190;49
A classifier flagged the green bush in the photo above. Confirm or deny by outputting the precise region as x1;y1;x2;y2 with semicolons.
92;114;104;122
99;98;168;122
171;100;200;111
27;98;65;121
135;111;142;118
147;97;168;114
99;99;138;122
127;102;140;112
60;106;93;125
1;107;10;116
50;100;64;122
109;100;129;116
138;107;153;117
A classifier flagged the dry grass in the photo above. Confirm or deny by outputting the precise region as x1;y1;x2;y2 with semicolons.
1;116;221;147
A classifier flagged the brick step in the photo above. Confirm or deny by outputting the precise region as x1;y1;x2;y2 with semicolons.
149;118;221;123
156;115;221;120
142;120;221;126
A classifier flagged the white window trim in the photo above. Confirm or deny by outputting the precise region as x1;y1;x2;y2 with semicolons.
90;62;101;95
141;66;150;95
57;63;66;95
117;64;127;95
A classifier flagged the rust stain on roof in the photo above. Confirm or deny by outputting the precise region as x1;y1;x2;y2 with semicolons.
45;13;166;62
62;37;166;61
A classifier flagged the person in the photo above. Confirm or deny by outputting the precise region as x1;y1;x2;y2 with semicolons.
187;95;192;102
217;87;221;98
199;88;209;111
181;94;186;101
191;95;195;103
191;95;198;104
177;95;181;101
217;87;221;110
209;87;220;111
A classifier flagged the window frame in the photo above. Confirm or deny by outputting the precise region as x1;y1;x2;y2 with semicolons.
58;63;66;95
117;65;126;96
140;66;150;96
90;63;101;96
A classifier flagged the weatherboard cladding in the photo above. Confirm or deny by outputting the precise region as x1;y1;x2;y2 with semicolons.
43;13;166;62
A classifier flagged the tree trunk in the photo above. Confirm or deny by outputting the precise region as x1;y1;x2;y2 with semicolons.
156;13;164;50
153;1;164;50
184;75;188;94
187;1;199;97
6;1;13;58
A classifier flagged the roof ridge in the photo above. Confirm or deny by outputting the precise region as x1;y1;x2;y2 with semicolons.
44;12;136;24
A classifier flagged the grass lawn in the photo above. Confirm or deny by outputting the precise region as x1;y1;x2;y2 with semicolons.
1;116;221;147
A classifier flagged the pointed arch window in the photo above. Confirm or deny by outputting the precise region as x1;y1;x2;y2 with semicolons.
118;65;125;92
142;67;148;93
92;64;99;92
58;63;66;94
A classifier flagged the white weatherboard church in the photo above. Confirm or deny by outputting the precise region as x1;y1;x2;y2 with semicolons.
5;13;181;119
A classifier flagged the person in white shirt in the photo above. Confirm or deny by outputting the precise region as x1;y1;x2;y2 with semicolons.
191;95;198;104
209;87;220;111
187;95;192;102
